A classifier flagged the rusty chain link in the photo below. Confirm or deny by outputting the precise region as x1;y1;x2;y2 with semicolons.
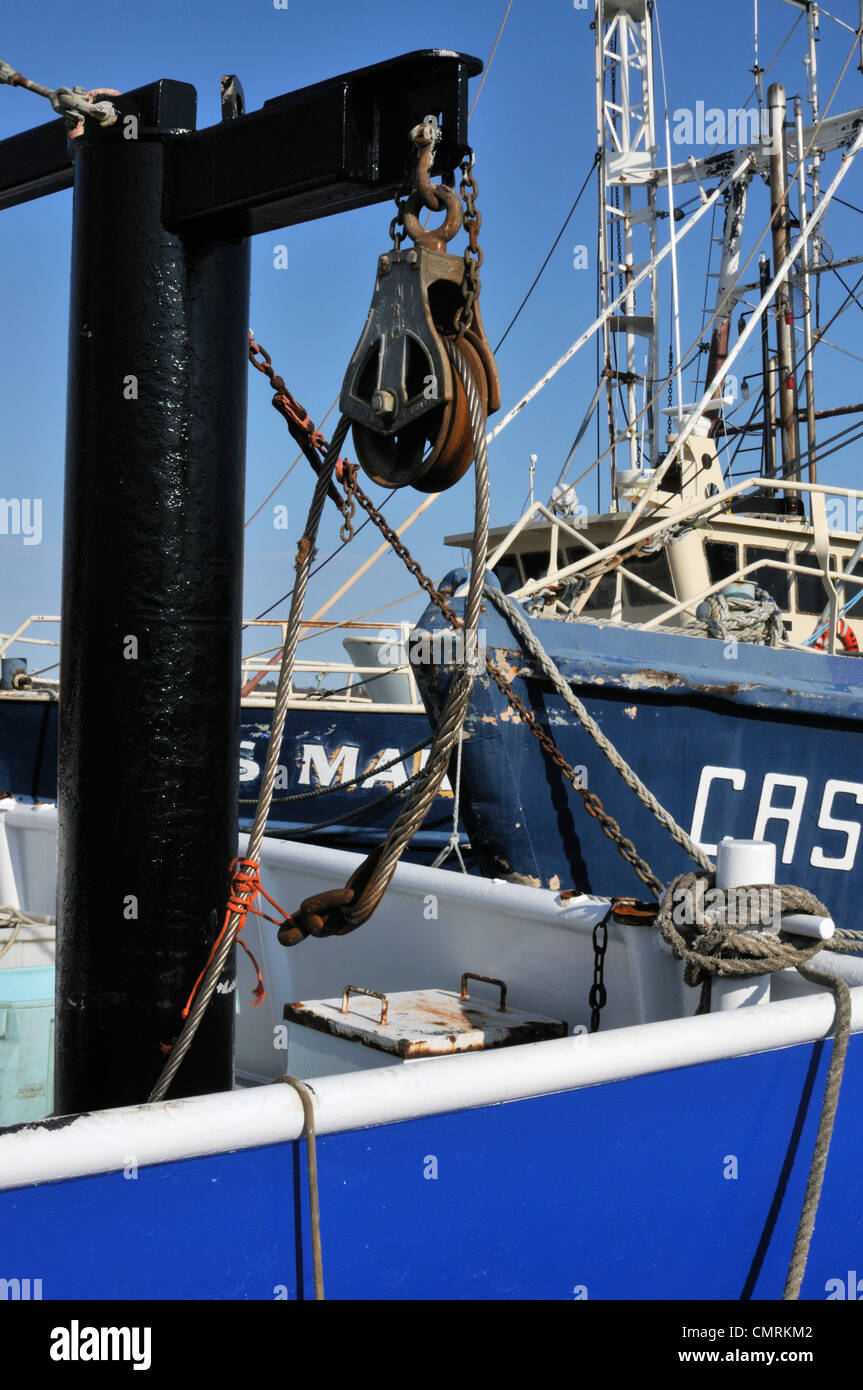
482;657;664;897
389;190;407;251
249;334;330;455
455;153;483;337
249;333;663;898
338;461;357;542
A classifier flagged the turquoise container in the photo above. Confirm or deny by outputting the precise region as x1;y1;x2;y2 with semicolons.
0;967;55;1125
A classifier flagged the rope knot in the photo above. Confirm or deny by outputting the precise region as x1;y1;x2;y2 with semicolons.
227;857;261;914
659;872;830;1005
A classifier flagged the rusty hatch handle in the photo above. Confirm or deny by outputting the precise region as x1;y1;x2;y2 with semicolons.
341;985;389;1026
460;973;508;1012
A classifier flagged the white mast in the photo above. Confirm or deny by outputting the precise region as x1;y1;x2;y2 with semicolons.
595;0;659;503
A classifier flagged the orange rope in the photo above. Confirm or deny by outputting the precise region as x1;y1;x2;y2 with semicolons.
179;858;295;1022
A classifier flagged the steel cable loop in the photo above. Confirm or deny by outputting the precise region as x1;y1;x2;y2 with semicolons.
482;584;715;876
340;340;490;926
148;420;350;1103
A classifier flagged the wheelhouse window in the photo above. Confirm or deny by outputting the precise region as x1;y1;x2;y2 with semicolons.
622;550;674;608
583;572;617;610
744;547;790;609
493;557;521;594
521;550;551;582
705;541;739;585
795;552;828;615
562;546;617;611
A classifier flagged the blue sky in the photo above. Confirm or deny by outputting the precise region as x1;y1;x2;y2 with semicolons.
3;0;863;666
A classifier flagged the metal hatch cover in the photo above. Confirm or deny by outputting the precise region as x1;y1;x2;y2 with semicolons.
283;974;567;1059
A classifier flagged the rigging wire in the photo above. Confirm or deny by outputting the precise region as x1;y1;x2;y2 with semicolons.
493;153;600;355
244;398;338;528
248;506;386;624
469;0;514;119
833;193;863;218
827;264;863;317
555;21;863;515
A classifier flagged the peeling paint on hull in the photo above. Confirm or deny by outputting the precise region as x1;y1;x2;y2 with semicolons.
416;585;863;924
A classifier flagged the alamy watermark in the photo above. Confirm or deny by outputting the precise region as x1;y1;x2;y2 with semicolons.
378;627;487;672
672;103;781;152
670;882;781;929
0;497;42;545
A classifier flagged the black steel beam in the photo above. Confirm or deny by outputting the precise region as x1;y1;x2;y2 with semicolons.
0;80;197;213
1;51;480;232
165;49;480;236
55;84;250;1112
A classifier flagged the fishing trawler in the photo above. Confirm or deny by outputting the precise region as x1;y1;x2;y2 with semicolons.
2;6;863;1309
1;614;464;862
416;0;863;931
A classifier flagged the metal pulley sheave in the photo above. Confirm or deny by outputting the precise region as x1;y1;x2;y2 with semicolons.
340;118;500;492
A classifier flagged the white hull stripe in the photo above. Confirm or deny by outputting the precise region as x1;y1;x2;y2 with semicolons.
0;985;861;1192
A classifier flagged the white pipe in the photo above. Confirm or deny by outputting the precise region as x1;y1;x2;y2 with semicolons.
782;913;835;940
484;154;754;448
1;984;862;1192
663;109;684;427
615;121;863;542
517;473;863;600
713;838;775;1010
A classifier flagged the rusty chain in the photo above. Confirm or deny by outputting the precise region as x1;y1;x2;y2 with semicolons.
249;317;663;898
336;465;664;895
343;484;467;630
482;657;664;897
338;460;357;542
389;191;406;251
249;333;466;627
455;153;483;338
249;334;330;456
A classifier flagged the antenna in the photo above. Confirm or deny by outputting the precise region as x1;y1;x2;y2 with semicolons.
753;0;765;113
595;0;659;502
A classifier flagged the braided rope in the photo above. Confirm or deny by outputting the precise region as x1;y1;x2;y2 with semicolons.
684;586;785;646
277;1075;325;1301
482;585;715;875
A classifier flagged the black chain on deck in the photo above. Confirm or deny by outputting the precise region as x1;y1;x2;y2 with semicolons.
589;905;613;1031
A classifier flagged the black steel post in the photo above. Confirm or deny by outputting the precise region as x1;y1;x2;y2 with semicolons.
55;87;252;1111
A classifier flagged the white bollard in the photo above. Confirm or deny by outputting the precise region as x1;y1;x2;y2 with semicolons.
712;837;776;1010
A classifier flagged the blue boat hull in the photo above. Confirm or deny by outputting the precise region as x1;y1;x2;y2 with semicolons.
2;1034;860;1300
415;583;863;921
0;699;468;866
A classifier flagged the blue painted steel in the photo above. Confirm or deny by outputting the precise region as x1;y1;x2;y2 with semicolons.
0;699;468;866
0;700;57;802
415;579;863;915
1;1034;860;1299
237;706;465;864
